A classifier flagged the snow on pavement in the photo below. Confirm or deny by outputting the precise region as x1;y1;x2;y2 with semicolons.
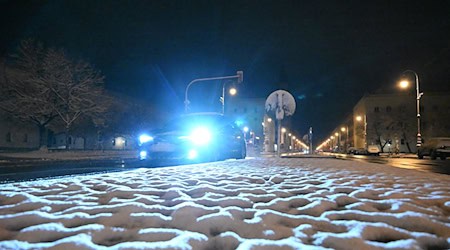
0;158;449;249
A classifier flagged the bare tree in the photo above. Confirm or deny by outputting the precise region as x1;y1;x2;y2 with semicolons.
371;112;395;152
0;40;58;148
0;39;111;149
42;48;111;148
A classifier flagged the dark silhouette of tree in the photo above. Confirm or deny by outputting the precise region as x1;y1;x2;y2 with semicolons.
0;40;57;148
0;39;111;149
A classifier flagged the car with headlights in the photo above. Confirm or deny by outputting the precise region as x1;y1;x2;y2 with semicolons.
138;113;246;163
417;137;450;160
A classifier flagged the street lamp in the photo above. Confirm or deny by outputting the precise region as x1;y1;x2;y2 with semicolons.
341;126;348;152
184;71;243;113
335;132;340;152
220;82;238;114
399;70;423;147
356;115;367;148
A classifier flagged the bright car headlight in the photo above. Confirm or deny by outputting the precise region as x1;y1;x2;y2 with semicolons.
139;134;154;144
189;127;212;145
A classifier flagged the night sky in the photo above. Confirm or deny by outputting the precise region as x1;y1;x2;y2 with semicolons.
1;0;450;141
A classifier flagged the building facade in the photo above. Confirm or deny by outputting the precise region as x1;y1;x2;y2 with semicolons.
226;98;266;149
0;111;40;150
353;92;450;153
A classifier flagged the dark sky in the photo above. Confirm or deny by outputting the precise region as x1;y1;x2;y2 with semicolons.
1;0;450;141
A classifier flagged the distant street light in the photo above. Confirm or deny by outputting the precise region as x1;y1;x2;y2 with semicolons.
229;87;237;96
356;115;367;148
184;71;243;113
221;82;238;114
341;126;349;152
399;70;423;147
335;132;340;152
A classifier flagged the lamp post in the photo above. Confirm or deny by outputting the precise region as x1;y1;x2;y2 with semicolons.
356;115;367;148
335;132;340;152
184;71;243;113
220;82;237;114
330;136;335;151
399;70;423;147
341;126;349;152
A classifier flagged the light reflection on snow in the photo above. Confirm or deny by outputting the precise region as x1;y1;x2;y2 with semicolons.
0;158;449;249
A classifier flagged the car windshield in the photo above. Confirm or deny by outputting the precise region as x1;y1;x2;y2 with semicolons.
163;114;228;132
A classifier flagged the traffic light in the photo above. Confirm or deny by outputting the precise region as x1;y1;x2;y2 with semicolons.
237;71;243;84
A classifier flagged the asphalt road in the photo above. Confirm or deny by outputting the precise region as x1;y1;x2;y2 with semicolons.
1;154;449;184
0;159;151;183
335;154;450;175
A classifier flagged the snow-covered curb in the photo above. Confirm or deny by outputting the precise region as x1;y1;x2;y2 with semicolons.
0;158;449;249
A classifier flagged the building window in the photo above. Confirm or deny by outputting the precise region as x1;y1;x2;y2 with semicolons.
23;134;28;143
386;106;392;112
401;139;405;144
374;107;380;113
6;132;11;142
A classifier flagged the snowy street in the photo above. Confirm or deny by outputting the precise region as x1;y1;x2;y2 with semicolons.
0;157;449;249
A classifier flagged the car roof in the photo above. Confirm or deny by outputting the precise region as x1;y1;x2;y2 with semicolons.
181;112;224;117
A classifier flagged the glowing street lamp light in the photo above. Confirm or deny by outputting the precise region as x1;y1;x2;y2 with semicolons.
399;80;409;89
356;115;367;148
229;87;237;96
184;71;243;113
398;70;423;147
335;132;341;152
341;126;349;152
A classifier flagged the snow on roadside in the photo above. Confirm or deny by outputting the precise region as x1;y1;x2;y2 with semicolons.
0;158;449;249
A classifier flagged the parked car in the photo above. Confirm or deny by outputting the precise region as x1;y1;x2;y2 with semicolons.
417;137;450;160
346;147;357;154
354;148;368;155
367;145;380;156
138;112;246;164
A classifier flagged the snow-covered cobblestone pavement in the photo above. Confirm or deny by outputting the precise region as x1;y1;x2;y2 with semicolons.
0;158;449;249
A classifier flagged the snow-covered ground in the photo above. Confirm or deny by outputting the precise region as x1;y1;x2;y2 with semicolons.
0;158;449;249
